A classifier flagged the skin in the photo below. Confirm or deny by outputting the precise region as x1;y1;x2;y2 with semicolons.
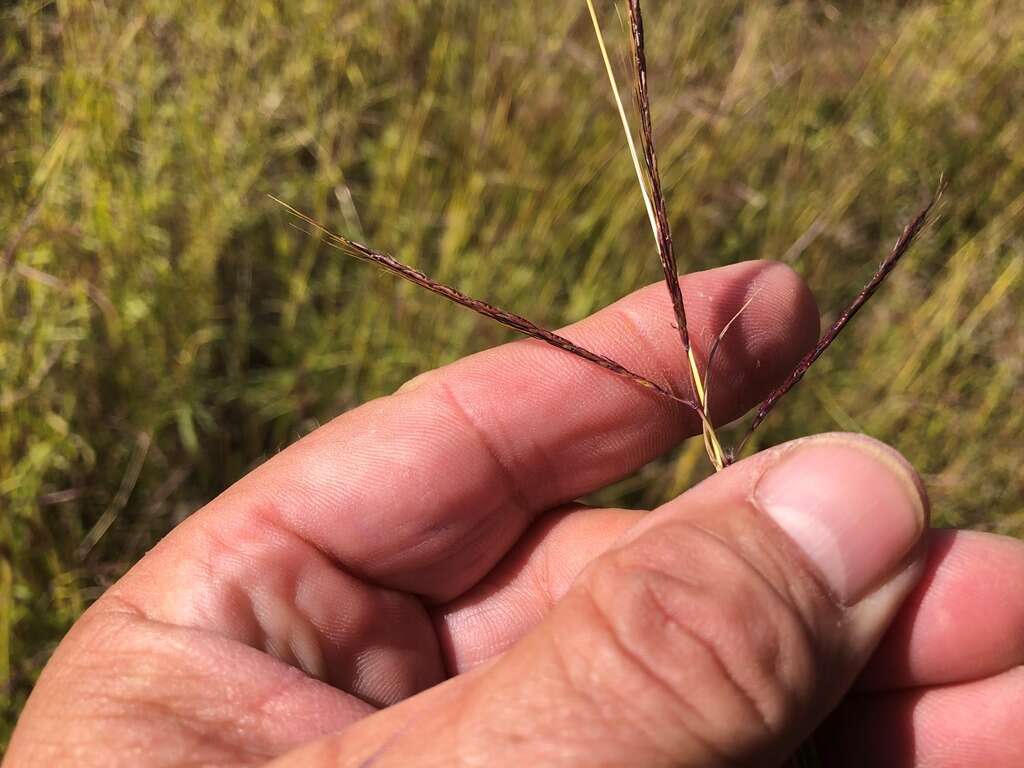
6;260;1024;767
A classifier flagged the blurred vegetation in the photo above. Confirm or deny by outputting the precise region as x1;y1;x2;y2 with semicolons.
2;0;1022;743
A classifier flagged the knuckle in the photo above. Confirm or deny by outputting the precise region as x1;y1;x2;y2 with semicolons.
580;521;820;752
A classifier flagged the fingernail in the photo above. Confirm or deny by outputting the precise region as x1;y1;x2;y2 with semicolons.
754;435;927;604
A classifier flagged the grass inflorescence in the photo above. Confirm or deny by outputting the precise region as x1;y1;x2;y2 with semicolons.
277;0;940;474
2;0;1023;744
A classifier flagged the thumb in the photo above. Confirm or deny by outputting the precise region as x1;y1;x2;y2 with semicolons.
277;433;929;768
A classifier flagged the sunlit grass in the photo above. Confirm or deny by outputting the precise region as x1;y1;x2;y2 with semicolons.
2;0;1022;743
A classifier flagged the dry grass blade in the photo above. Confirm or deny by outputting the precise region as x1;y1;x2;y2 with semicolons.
738;184;945;453
269;196;699;412
584;0;660;246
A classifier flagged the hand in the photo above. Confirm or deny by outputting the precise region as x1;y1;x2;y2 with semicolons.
6;261;1023;767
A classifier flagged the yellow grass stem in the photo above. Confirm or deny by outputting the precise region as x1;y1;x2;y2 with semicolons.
584;0;659;246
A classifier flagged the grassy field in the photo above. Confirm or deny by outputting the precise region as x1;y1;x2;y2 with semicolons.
2;0;1022;744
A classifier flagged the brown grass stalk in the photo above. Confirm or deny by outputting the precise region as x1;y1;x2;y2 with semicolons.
624;0;690;357
735;182;945;459
269;196;699;412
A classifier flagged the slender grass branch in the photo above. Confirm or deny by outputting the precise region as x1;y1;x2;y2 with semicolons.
269;196;699;413
734;181;945;460
703;290;761;423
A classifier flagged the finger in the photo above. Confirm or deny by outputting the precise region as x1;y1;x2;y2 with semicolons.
269;434;929;767
435;505;641;673
249;260;817;599
130;260;818;605
821;667;1024;767
440;524;1024;686
858;529;1024;690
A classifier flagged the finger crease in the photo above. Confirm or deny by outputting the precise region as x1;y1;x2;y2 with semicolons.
436;378;535;519
582;587;733;765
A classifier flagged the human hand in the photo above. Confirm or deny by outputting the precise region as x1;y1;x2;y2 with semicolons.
6;261;1023;767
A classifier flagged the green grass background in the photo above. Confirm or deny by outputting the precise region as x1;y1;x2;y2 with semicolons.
2;0;1022;744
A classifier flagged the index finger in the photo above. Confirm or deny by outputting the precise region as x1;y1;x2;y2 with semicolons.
212;259;818;599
